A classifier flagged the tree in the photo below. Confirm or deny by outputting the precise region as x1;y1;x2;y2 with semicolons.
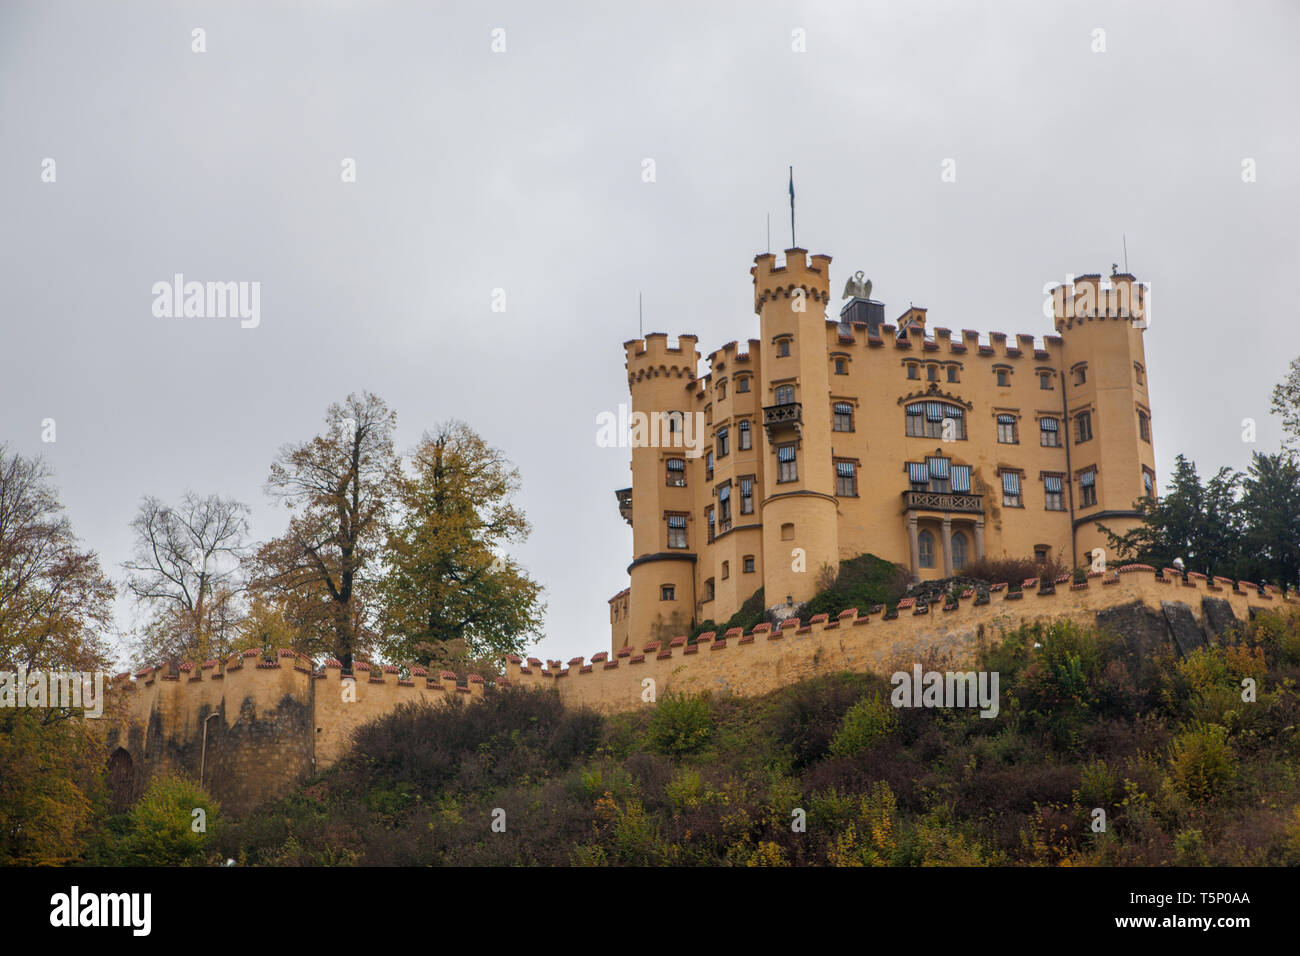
378;421;544;664
1238;452;1300;592
0;446;114;865
123;492;251;663
1098;455;1243;578
248;392;398;669
1270;355;1300;455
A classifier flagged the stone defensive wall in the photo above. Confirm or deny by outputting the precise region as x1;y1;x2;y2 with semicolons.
100;649;492;815
506;567;1297;715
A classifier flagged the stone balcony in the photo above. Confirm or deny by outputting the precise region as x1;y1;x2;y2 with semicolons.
615;487;632;526
762;401;802;440
901;490;984;514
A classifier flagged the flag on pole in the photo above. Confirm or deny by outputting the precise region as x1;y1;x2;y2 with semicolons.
788;166;796;248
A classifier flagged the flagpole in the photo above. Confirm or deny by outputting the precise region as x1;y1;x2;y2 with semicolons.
788;166;796;248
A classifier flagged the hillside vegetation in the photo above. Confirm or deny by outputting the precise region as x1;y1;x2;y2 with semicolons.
188;606;1300;867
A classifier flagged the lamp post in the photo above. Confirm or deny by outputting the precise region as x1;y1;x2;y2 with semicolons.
200;712;219;789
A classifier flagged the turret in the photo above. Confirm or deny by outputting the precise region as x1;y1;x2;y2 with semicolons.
620;333;701;648
751;249;841;609
1052;273;1155;565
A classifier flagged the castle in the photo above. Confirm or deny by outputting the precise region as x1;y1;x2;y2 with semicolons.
608;248;1155;652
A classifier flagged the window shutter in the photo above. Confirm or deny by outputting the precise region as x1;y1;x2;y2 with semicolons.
667;458;685;472
1002;472;1021;495
740;477;753;495
667;515;686;528
834;402;853;415
925;401;944;421
927;457;950;479
944;404;963;418
1080;470;1096;487
718;484;730;500
907;462;930;483
777;445;796;462
997;414;1016;425
1044;475;1063;493
835;461;856;477
1040;417;1058;431
906;404;924;416
951;466;971;492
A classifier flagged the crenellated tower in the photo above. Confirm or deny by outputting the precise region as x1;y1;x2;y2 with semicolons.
1052;273;1156;565
751;249;841;610
622;332;701;646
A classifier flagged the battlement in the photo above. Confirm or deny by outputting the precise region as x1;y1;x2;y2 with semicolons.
1052;272;1149;330
751;249;833;313
624;333;700;383
515;568;1295;714
708;338;761;371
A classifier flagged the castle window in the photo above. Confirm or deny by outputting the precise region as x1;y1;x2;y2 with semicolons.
717;426;730;458
1001;471;1022;508
996;369;1010;387
661;585;675;601
1043;474;1064;511
721;561;730;580
667;514;687;549
833;402;854;432
996;414;1018;444
951;464;972;494
775;384;795;405
1034;547;1048;564
947;366;960;383
1138;410;1150;442
781;522;795;541
1143;467;1155;498
1134;363;1145;385
777;339;791;357
1040;372;1052;390
1075;411;1093;444
927;365;939;382
666;411;683;434
927;456;951;493
835;460;858;497
908;364;920;380
744;555;755;573
666;458;686;486
906;402;966;440
777;444;798;482
907;462;930;491
717;379;727;400
703;578;715;602
918;530;935;569
737;376;750;393
739;476;754;514
718;483;732;531
1079;469;1097;508
738;420;752;450
951;532;968;571
706;451;714;480
1040;417;1060;447
1073;364;1088;386
835;358;848;375
706;506;715;542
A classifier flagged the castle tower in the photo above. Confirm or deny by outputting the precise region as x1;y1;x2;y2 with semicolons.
752;249;841;609
622;332;701;646
1053;273;1156;567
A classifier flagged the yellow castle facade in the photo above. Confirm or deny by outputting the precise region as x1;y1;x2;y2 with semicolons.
609;248;1155;651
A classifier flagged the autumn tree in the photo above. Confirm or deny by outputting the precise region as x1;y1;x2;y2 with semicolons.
248;392;398;669
378;420;544;665
123;492;251;663
1270;354;1300;455
0;446;114;864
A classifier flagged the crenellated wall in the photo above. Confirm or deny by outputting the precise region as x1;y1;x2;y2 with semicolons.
100;649;490;815
519;568;1297;715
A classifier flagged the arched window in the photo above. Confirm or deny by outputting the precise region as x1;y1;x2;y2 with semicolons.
918;530;935;569
775;384;795;405
951;531;968;571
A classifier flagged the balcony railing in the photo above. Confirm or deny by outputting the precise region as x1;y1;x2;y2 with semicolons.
901;490;984;514
615;487;633;526
762;401;802;440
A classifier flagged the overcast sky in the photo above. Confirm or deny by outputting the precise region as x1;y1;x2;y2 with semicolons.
2;0;1298;667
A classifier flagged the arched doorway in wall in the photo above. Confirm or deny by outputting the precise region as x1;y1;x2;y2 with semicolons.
106;747;134;812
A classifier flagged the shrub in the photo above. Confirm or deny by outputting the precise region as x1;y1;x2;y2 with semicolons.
1168;723;1235;801
828;694;898;758
964;554;1068;587
115;774;220;866
803;553;910;620
646;693;713;757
